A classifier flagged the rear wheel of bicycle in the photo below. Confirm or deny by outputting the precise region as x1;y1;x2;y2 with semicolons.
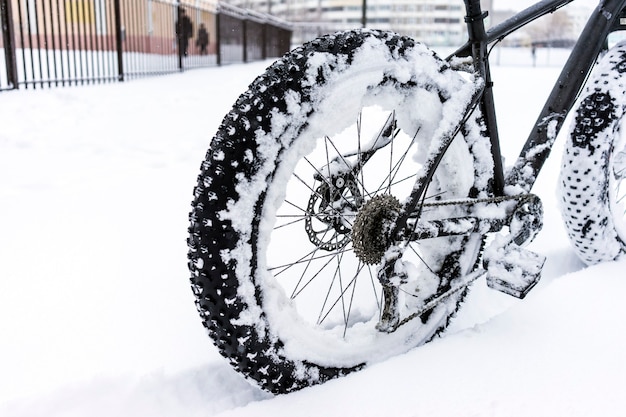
187;30;491;393
560;42;626;264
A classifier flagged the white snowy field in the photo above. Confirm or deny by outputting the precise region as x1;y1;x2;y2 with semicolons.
1;46;625;417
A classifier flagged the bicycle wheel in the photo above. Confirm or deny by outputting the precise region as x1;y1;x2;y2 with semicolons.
559;42;626;264
188;30;491;393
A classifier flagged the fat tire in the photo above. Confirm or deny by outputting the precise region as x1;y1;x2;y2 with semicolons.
188;29;490;393
560;42;626;264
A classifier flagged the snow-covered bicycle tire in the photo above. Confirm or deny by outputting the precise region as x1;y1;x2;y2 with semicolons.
187;29;491;393
560;42;626;264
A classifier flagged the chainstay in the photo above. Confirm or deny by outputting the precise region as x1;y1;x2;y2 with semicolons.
419;193;533;209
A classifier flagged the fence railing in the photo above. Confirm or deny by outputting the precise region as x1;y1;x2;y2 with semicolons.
0;0;291;91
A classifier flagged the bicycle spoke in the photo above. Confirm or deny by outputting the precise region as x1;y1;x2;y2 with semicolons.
389;115;395;193
324;134;371;199
357;113;367;201
289;172;352;229
270;105;467;340
283;199;314;215
325;112;401;200
301;156;358;227
274;215;308;229
376;128;420;196
343;260;363;337
269;246;353;275
367;264;381;312
317;261;366;327
290;251;341;299
336;235;348;327
364;173;419;197
316;252;344;326
293;172;326;200
281;225;339;297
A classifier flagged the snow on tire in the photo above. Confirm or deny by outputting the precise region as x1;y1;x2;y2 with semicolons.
559;42;626;264
187;29;490;393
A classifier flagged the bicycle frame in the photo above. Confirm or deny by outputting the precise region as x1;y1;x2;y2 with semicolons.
453;0;626;196
380;0;626;304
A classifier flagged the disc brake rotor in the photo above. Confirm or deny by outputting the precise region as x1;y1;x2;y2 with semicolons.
305;178;362;251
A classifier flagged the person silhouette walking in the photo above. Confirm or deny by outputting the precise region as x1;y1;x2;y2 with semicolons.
176;8;193;57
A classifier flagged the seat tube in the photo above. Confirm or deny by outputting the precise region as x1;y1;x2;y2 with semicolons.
464;0;505;196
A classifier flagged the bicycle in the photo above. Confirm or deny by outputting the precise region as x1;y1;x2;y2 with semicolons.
187;0;626;394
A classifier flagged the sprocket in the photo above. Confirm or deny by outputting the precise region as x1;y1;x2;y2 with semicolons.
352;195;402;264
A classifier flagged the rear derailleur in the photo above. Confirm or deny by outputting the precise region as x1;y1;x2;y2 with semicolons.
360;193;547;333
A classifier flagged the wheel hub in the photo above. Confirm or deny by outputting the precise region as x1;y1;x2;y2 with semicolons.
352;195;402;264
305;178;361;251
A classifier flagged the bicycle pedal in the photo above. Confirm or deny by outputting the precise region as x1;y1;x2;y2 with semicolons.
483;235;545;299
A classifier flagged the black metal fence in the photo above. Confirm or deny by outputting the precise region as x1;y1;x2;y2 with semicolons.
0;0;291;91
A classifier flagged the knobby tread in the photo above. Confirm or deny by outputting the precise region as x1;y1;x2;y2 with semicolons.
560;43;626;264
189;31;384;393
187;29;488;393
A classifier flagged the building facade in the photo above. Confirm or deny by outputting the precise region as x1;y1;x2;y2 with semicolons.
227;0;493;46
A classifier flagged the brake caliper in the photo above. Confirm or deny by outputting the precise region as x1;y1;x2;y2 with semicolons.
305;173;362;251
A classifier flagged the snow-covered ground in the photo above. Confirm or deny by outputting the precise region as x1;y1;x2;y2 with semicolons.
1;46;624;417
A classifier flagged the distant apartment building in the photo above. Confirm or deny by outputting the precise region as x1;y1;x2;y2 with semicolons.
226;0;493;46
489;4;593;46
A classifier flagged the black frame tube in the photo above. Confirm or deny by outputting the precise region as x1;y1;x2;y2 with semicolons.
506;0;625;191
462;0;505;195
455;0;626;194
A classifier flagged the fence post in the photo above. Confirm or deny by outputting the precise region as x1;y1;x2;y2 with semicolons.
242;19;247;63
262;23;267;60
216;12;221;66
113;0;124;81
1;0;18;89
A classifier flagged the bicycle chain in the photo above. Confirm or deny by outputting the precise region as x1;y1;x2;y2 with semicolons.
419;193;532;209
393;269;486;331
